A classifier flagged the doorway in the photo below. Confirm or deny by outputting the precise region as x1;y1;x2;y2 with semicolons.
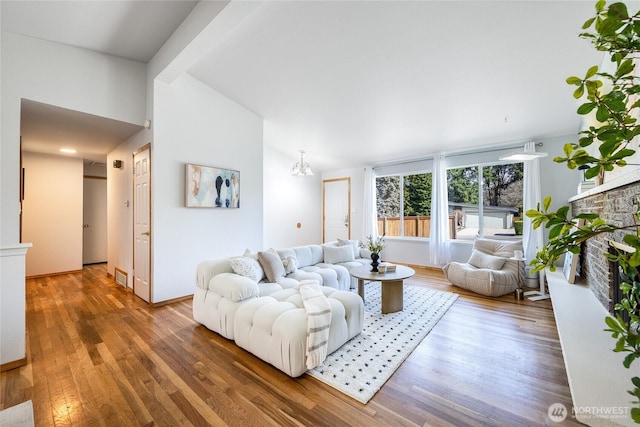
83;175;107;264
323;177;350;243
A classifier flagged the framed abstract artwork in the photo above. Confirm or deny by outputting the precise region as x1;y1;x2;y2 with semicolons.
185;163;239;208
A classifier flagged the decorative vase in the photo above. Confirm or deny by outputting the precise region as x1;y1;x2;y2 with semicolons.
370;253;380;272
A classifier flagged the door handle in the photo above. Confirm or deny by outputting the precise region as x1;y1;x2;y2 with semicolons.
141;231;150;236
83;224;89;229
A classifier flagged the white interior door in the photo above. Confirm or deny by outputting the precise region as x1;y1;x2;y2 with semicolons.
323;178;350;242
83;177;107;264
133;146;151;303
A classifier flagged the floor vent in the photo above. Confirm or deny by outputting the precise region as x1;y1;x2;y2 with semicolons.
114;268;127;287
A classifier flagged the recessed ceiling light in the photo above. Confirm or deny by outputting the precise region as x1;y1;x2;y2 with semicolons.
59;148;76;154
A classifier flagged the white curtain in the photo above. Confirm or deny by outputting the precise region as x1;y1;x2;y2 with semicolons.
429;154;450;265
363;167;378;239
522;141;544;262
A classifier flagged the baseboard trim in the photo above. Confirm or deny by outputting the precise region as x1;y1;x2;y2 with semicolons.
26;269;83;280
151;294;193;308
386;262;442;273
1;357;27;372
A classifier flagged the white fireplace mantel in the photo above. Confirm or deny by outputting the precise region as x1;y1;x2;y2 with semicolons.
570;169;640;203
547;269;636;427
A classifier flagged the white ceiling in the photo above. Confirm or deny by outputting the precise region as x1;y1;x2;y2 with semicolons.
2;0;198;163
1;0;198;62
2;0;606;169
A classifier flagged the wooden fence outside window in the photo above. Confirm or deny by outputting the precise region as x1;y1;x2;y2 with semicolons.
377;216;457;239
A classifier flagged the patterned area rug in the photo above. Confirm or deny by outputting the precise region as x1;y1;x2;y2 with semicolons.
307;283;458;404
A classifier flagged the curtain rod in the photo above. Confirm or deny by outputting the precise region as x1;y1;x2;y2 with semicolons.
372;141;543;169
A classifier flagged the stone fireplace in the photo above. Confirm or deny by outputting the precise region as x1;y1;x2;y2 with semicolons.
609;241;633;323
569;170;640;314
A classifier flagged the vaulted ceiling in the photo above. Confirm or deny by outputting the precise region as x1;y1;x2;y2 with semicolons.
2;0;605;169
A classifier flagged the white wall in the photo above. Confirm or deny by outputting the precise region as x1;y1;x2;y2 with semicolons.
22;152;83;276
0;32;146;247
263;145;322;248
539;135;583;233
151;74;263;302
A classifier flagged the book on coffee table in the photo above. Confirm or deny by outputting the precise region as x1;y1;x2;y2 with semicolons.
378;262;396;273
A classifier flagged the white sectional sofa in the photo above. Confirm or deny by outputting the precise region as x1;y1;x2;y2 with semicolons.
193;240;370;377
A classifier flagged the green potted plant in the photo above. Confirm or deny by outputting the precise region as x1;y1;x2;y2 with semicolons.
526;1;640;421
513;208;524;236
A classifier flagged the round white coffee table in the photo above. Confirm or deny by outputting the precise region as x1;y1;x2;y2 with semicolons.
350;265;415;314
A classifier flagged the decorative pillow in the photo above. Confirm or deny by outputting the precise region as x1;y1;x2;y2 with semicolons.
337;238;360;258
282;256;298;274
229;256;264;282
258;250;286;283
468;249;506;270
243;248;259;259
323;244;356;264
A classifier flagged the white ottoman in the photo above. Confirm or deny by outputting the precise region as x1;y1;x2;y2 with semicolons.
233;287;363;377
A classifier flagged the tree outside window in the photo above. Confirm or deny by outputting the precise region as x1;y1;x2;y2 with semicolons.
375;162;523;240
448;163;523;240
376;173;432;237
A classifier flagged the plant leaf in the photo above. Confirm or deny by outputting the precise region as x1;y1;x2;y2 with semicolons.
585;65;599;79
577;102;597;115
566;76;582;85
582;16;596;29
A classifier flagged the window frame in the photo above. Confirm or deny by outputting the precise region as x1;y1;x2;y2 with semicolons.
375;171;433;239
374;157;524;242
446;160;523;241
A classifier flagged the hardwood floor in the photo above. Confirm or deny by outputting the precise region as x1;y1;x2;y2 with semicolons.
0;264;584;426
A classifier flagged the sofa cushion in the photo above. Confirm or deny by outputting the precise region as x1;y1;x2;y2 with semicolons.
323;245;355;264
474;238;522;258
210;273;260;302
468;249;506;270
258;250;286;282
229;256;264;282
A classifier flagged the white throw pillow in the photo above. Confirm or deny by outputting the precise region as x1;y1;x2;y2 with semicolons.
243;248;259;259
229;256;264;282
337;238;360;258
282;256;298;274
323;245;356;264
468;249;506;270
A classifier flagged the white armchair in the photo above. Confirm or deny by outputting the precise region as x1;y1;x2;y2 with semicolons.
443;238;523;297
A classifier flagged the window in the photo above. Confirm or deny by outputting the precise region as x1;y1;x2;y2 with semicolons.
448;162;523;240
376;173;432;237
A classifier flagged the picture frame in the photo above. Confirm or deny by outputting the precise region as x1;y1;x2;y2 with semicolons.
185;163;239;208
562;219;585;283
562;251;578;284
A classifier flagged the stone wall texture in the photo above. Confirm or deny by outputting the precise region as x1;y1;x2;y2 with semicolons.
570;181;640;313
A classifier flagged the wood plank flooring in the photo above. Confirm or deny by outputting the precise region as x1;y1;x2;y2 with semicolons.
1;264;584;426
